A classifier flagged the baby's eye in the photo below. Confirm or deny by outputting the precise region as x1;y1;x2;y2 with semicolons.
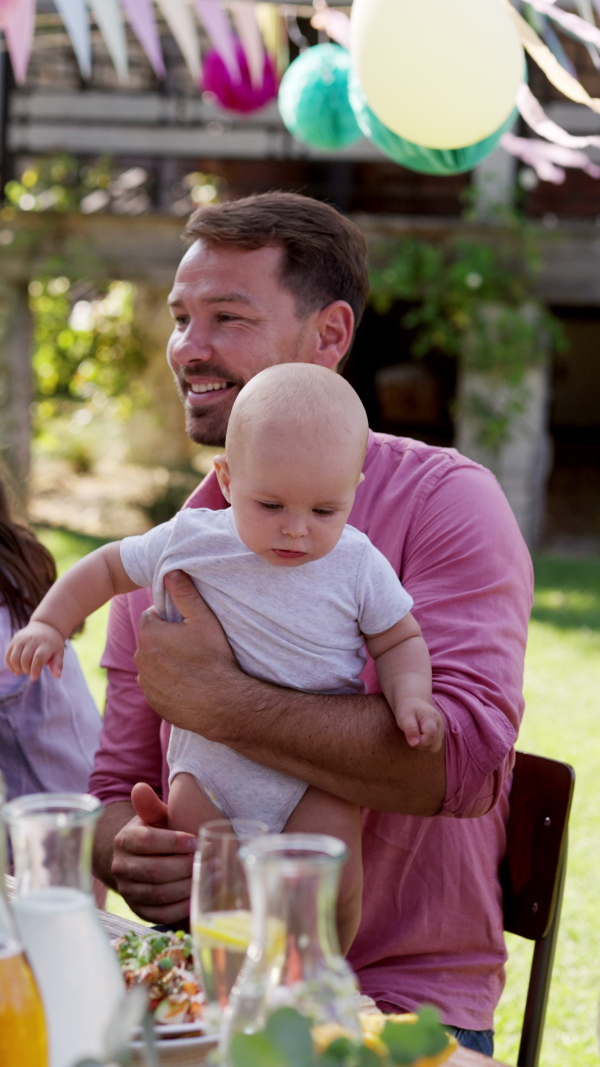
313;508;335;517
258;501;282;511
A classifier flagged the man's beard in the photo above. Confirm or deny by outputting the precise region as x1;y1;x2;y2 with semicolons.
174;362;244;447
185;404;230;447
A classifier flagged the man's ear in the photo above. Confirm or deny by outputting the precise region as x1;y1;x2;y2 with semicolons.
311;301;355;371
213;454;232;502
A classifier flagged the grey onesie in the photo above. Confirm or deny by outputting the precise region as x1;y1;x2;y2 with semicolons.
121;507;413;831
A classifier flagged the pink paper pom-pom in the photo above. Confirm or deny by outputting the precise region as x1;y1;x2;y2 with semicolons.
202;40;278;114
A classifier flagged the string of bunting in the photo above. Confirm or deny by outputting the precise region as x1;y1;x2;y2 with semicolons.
0;0;599;183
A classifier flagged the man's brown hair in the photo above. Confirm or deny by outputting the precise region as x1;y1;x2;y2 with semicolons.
184;192;369;331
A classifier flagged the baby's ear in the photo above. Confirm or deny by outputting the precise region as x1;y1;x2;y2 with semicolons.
214;454;232;501
358;471;365;486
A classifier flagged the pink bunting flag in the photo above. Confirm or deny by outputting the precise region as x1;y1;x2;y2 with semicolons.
0;0;35;84
517;83;600;149
120;0;165;77
501;130;600;182
310;7;351;50
195;0;240;81
230;1;264;88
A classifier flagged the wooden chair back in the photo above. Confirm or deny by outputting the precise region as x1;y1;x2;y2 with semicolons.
500;750;575;1067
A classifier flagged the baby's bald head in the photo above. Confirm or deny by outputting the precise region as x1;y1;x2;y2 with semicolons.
225;364;368;479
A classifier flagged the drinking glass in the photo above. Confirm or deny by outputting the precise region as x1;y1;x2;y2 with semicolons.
191;819;268;1024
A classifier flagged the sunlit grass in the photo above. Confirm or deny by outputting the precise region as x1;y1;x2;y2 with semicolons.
35;526;111;710
34;530;600;1063
494;554;600;1067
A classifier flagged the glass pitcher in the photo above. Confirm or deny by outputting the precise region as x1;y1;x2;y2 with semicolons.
0;774;48;1067
2;792;125;1067
220;833;361;1060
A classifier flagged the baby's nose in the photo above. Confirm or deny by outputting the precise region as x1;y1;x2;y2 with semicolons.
282;513;308;538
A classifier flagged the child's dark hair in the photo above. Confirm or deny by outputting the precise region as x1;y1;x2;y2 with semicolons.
0;479;56;630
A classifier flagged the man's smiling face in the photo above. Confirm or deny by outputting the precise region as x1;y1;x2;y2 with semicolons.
166;240;318;446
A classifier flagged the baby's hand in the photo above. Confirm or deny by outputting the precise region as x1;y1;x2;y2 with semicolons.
395;699;445;752
6;622;65;681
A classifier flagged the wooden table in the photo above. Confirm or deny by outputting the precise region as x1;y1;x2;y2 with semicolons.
98;907;510;1067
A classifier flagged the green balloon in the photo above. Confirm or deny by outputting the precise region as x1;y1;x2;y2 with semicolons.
349;72;517;175
278;44;363;151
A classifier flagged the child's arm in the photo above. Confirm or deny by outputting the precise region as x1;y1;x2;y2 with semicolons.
365;613;444;751
6;542;141;681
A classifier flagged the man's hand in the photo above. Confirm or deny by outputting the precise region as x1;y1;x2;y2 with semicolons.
6;621;65;680
134;570;241;737
109;783;196;924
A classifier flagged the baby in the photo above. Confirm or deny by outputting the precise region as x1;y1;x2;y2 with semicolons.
7;363;444;952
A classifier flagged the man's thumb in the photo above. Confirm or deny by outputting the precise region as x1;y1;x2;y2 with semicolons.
131;782;169;828
163;569;202;620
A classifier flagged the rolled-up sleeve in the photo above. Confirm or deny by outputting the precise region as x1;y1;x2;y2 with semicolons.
88;589;167;805
400;464;533;817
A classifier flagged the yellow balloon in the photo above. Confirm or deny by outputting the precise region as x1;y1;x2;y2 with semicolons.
350;0;525;150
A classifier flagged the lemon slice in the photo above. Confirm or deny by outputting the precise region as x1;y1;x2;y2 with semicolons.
193;910;253;951
193;911;286;960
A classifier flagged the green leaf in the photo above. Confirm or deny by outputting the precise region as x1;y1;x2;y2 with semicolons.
229;1031;288;1067
381;1006;448;1065
265;1008;316;1067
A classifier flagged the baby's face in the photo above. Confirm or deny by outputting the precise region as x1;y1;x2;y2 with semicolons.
217;438;363;567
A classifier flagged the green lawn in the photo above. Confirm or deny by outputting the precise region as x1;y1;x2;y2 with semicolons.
35;529;600;1063
36;527;112;709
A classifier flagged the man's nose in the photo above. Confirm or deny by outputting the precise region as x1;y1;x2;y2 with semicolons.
169;324;213;365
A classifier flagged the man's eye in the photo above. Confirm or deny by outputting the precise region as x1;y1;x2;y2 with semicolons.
259;502;282;511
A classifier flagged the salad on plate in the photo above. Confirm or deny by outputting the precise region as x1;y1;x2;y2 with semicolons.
113;929;205;1026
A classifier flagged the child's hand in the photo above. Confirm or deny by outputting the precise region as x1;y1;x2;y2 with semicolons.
395;699;445;752
6;621;65;681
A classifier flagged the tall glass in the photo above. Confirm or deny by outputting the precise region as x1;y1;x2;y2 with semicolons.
3;792;125;1067
220;833;361;1062
191;819;268;1023
0;775;48;1067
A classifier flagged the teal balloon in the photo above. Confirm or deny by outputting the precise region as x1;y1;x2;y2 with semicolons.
348;73;517;175
278;44;363;151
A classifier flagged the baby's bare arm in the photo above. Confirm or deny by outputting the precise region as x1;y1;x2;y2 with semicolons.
366;615;444;751
6;542;140;680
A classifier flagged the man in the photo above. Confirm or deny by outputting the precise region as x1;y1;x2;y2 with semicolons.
89;192;533;1056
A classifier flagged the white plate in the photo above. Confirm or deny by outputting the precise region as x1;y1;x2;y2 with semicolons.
129;1024;217;1051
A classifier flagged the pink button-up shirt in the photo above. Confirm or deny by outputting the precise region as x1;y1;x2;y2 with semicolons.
90;431;533;1030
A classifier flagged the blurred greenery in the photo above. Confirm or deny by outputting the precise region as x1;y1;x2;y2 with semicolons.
32;530;600;1062
367;227;566;454
30;278;148;452
4;153;113;214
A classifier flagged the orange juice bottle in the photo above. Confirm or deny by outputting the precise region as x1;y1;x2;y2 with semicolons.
0;773;47;1066
0;946;47;1066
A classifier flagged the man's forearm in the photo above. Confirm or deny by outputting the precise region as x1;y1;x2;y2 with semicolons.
223;682;444;813
92;800;134;889
168;671;445;815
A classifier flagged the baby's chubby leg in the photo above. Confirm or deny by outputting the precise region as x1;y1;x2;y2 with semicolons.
168;772;225;836
284;787;362;956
